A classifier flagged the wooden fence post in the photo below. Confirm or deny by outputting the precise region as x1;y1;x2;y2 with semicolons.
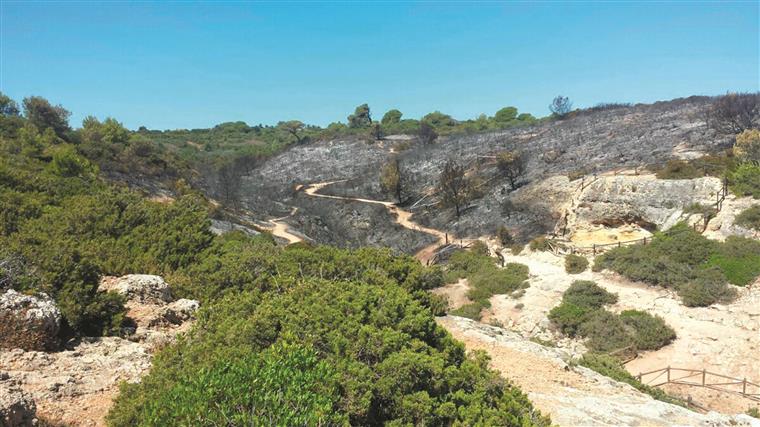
702;369;706;386
592;244;596;255
743;378;747;395
667;366;671;383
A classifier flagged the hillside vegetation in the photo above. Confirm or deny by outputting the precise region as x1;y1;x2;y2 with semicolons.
0;93;550;425
594;223;760;306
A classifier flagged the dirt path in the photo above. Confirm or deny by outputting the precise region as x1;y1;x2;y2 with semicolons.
484;249;760;414
302;181;450;262
438;316;755;426
264;206;303;244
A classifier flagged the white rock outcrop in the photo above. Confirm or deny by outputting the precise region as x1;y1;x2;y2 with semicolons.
0;290;62;351
99;274;172;304
0;373;37;427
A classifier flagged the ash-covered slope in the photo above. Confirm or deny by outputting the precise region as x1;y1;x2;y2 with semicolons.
240;96;730;251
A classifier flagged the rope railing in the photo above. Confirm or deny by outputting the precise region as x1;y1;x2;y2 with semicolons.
636;367;760;403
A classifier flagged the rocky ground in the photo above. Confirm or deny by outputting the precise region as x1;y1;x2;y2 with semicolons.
0;275;198;426
439;315;760;427
434;247;760;417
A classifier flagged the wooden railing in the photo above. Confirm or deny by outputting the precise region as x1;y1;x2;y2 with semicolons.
637;367;760;403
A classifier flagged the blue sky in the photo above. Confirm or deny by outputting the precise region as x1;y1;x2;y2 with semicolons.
1;1;758;130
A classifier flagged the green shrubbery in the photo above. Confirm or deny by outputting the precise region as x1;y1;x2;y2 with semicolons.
593;224;757;306
565;254;589;274
549;281;675;353
109;277;550;426
653;152;737;180
445;249;529;320
562;280;618;308
619;310;677;350
578;353;685;407
1;95;551;425
736;205;760;230
730;163;760;199
109;342;347;426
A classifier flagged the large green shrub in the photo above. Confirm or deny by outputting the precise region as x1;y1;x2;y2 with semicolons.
619;310;676;350
730;163;760;198
562;280;618;309
565;254;589;274
736;205;760;231
593;224;751;307
548;303;591;336
109;278;550;426
108;342;346;426
578;311;632;353
677;267;737;307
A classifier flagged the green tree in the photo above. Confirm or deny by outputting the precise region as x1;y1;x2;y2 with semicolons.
22;96;71;137
348;103;372;128
277;120;306;144
0;92;20;116
422;111;457;128
381;109;403;125
494;106;518;124
438;159;470;217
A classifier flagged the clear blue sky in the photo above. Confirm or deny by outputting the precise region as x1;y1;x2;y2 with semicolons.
1;1;758;130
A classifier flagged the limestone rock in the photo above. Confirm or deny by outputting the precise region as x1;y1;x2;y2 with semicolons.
99;274;172;304
0;375;37;427
0;290;61;351
162;298;199;324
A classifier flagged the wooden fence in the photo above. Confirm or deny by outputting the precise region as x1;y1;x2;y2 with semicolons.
637;367;760;403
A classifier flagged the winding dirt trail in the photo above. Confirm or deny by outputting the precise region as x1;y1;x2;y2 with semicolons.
302;181;450;262
264;206;303;244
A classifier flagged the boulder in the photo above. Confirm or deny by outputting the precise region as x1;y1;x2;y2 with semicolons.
0;375;37;427
99;275;172;304
161;299;199;325
0;290;61;351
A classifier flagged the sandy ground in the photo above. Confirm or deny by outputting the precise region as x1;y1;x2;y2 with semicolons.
431;278;471;311
438;316;758;426
479;248;760;414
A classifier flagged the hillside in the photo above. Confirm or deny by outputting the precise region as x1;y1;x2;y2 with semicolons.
2;91;759;426
233;96;729;250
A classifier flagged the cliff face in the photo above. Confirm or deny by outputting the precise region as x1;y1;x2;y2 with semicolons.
236;96;731;250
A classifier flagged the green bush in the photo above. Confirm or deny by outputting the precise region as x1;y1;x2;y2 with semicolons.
619;310;676;350
109;279;550;426
548;303;591;336
736;205;760;231
655;159;702;179
444;249;529;320
108;342;346;426
562;280;618;309
730;163;760;198
578;311;633;353
593;224;750;307
565;254;589;274
450;301;486;320
748;407;760;419
677;267;737;307
578;353;685;406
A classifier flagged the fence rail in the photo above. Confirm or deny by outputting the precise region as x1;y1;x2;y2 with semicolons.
637;367;760;403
